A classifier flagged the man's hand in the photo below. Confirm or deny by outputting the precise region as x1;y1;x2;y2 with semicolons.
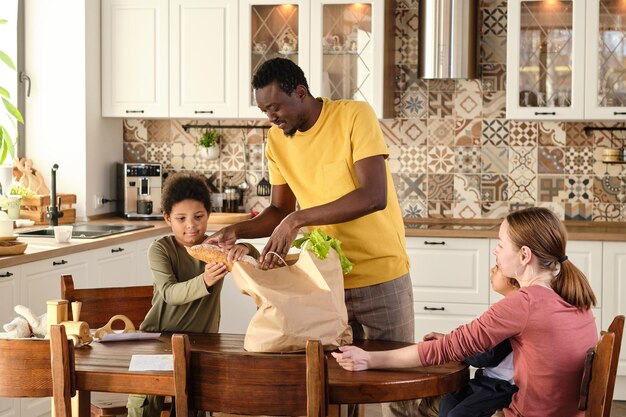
260;213;299;269
205;226;238;250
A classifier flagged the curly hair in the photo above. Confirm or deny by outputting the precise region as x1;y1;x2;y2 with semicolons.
251;57;311;95
161;172;211;215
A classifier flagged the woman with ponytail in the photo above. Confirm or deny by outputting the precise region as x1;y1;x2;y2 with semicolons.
333;207;598;417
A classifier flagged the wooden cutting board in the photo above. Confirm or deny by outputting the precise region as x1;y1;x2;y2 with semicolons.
207;212;252;224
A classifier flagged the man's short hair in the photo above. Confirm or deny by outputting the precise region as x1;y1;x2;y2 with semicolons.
251;57;310;95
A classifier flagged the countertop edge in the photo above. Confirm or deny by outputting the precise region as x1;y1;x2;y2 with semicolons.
1;219;625;269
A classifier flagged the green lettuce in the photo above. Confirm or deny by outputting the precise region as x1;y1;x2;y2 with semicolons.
292;229;353;274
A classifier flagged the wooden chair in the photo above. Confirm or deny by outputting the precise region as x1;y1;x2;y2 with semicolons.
579;315;624;417
61;274;161;417
0;325;75;417
172;334;327;417
61;274;154;328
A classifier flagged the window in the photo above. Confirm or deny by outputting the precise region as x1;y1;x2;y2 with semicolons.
0;0;23;161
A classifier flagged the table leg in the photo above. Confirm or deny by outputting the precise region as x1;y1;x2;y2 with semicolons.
73;390;91;417
328;404;366;417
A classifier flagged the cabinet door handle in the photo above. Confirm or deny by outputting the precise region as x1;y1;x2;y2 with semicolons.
0;272;13;278
125;110;145;114
53;260;69;266
111;247;125;253
423;306;445;311
424;241;446;245
534;111;556;115
194;110;214;114
614;112;626;115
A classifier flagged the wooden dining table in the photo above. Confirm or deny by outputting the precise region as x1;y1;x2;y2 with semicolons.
72;333;469;417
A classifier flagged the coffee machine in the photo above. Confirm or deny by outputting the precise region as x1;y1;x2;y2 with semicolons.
117;163;163;220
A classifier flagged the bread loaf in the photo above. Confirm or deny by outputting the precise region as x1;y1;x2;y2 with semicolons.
186;244;258;271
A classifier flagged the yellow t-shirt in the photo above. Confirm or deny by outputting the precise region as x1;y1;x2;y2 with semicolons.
266;98;409;289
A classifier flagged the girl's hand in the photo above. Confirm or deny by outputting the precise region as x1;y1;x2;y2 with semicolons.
422;332;444;341
227;244;250;262
203;262;227;288
331;346;371;371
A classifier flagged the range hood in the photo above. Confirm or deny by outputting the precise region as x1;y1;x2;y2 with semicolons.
419;0;479;79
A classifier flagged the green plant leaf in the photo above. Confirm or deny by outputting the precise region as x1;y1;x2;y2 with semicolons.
0;127;15;163
0;50;16;71
2;97;23;123
0;20;7;25
0;87;9;99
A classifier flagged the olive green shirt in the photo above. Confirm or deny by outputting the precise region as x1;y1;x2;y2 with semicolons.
140;235;258;333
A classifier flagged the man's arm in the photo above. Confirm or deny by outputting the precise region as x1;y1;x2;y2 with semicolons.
259;154;387;268
205;183;297;249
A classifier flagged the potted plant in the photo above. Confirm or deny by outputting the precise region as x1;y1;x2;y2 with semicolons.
198;129;220;160
0;18;24;194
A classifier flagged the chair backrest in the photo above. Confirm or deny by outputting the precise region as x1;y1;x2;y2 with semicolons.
61;274;154;329
0;325;75;417
172;334;327;417
579;315;625;417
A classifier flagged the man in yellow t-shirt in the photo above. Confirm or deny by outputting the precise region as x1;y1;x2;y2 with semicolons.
208;58;414;416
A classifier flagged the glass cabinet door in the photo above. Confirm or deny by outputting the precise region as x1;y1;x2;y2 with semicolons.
585;0;626;119
310;0;386;118
239;0;310;118
506;0;585;120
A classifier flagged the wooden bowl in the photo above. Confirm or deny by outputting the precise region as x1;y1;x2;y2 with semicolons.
0;240;27;256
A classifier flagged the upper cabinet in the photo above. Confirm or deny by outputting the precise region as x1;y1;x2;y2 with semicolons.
102;0;392;119
102;0;238;118
238;0;310;118
506;0;626;121
169;0;239;118
102;0;169;117
310;0;393;118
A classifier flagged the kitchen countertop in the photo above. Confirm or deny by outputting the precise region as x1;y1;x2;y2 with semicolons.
1;217;625;268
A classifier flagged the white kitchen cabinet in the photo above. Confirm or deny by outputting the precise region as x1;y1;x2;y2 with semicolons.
584;0;626;119
0;266;20;417
408;237;490;304
169;0;238;118
20;253;90;316
238;0;310;118
238;0;392;119
506;0;585;120
135;233;170;285
102;0;169;117
90;242;138;288
0;267;20;331
602;241;626;400
507;0;626;121
407;236;490;343
414;301;487;342
309;0;392;118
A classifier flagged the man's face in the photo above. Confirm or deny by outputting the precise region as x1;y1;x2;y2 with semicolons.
255;82;305;137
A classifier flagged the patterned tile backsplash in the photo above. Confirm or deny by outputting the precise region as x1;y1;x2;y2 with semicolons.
123;1;626;221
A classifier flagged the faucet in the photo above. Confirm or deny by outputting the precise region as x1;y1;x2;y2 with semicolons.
45;163;64;227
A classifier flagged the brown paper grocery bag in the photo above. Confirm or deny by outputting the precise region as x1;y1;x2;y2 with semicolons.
231;248;353;352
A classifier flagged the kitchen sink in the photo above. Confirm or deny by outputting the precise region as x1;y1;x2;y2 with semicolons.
16;224;154;239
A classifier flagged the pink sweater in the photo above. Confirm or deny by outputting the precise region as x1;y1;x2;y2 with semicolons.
418;286;597;417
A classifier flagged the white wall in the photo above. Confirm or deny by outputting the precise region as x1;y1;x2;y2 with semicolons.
24;0;121;221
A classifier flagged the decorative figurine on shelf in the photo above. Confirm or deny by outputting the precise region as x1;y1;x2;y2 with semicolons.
344;24;359;53
253;41;267;54
278;28;298;55
331;35;343;53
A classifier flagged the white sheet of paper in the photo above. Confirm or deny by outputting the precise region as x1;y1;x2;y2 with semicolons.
98;332;161;342
129;354;173;371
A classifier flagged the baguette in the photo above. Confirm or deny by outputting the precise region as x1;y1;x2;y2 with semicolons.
186;243;259;271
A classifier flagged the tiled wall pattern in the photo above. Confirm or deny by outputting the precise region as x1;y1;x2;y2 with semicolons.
123;0;626;221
